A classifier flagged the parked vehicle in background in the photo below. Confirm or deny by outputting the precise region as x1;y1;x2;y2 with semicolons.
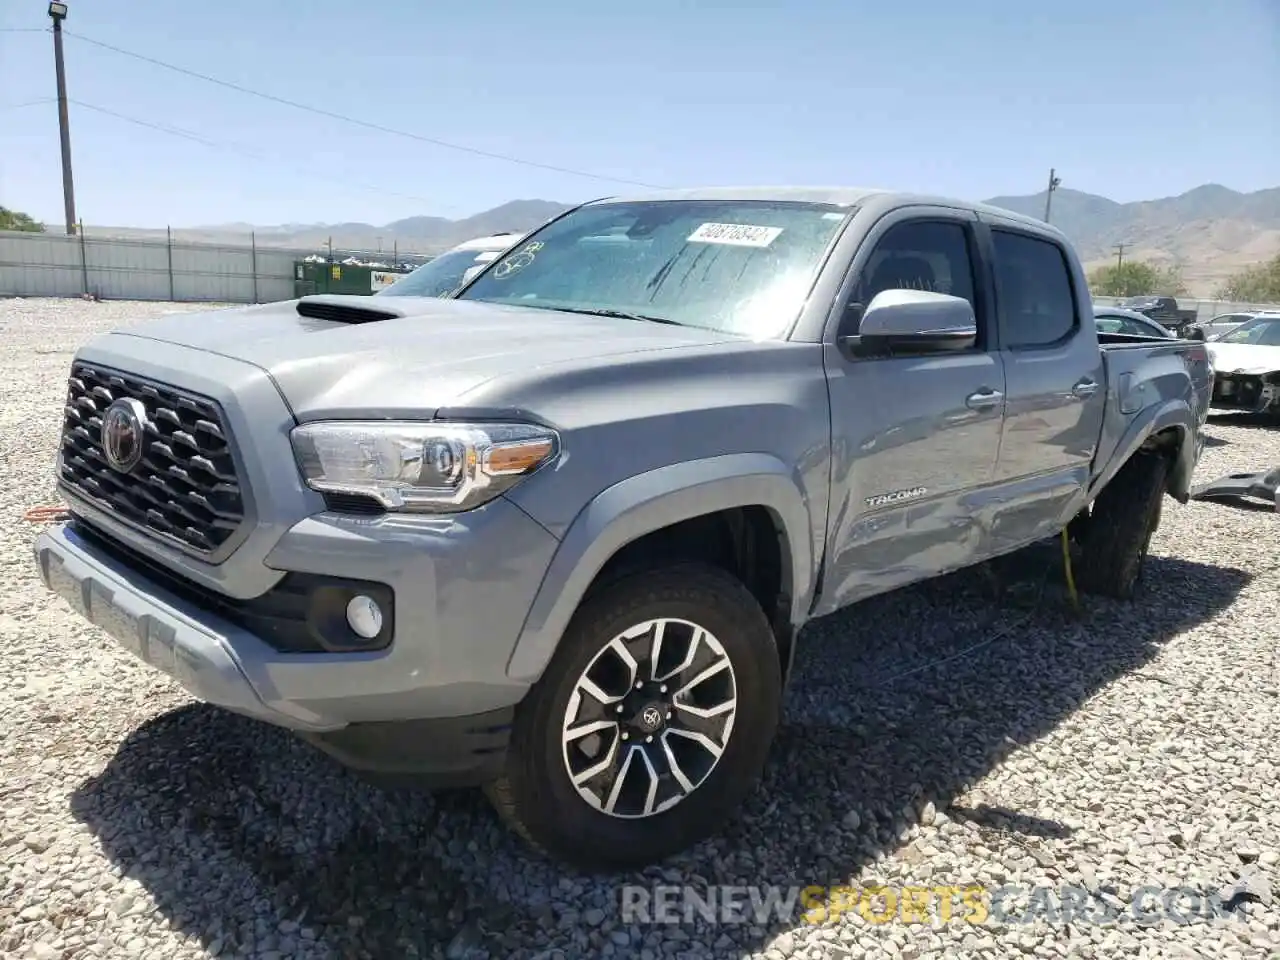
1205;313;1280;417
32;186;1208;871
376;233;524;299
1185;312;1257;341
1093;305;1176;339
1116;295;1199;334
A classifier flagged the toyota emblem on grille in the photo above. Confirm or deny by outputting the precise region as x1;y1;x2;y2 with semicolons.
101;398;147;473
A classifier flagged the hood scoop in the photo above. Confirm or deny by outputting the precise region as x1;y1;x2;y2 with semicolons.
296;294;407;324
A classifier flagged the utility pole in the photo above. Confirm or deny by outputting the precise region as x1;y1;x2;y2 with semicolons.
48;2;77;235
1043;168;1062;223
1113;243;1127;269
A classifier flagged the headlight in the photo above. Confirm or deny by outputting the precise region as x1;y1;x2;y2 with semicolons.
290;421;559;513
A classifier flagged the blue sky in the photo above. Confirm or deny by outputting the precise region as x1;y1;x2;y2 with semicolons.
1;0;1277;228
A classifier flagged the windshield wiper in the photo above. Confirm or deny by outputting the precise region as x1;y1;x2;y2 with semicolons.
556;307;682;326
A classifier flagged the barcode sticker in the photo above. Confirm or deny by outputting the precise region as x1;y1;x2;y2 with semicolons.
686;222;783;248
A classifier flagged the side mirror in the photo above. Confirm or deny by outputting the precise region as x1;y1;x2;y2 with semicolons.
1187;327;1206;341
839;289;977;358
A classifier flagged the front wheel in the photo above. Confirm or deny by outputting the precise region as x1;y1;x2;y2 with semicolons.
485;563;782;871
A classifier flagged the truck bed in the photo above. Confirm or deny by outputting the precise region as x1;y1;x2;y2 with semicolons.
1090;333;1212;502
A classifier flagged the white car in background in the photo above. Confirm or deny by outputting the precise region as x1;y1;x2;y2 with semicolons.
376;232;524;299
1186;310;1279;342
1205;313;1280;418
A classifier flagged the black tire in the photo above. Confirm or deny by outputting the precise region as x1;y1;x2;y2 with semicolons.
1075;452;1169;600
484;562;782;872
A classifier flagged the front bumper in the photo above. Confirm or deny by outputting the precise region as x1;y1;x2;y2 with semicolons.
35;522;325;729
33;498;561;783
1210;372;1280;415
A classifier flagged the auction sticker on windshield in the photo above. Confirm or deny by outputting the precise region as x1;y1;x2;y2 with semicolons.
687;222;783;248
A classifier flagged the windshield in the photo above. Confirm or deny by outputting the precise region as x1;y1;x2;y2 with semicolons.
1215;317;1280;346
1118;296;1157;307
456;199;852;338
378;248;503;298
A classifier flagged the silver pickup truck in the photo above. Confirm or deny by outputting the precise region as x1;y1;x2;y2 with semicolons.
32;187;1210;871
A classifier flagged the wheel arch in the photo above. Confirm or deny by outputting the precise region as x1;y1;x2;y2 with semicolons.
1087;399;1198;506
505;453;818;685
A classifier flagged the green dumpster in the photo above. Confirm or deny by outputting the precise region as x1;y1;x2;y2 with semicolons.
293;260;411;297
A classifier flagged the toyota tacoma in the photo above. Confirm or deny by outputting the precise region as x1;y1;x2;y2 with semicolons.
32;187;1210;870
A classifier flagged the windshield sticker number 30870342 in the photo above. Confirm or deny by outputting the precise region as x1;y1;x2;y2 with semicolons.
686;222;783;248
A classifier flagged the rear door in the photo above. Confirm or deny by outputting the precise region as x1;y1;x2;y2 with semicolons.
817;207;1006;610
982;220;1107;553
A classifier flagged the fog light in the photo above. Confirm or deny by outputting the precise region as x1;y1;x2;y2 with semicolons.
346;594;384;640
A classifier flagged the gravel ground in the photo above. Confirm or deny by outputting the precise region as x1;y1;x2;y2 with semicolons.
2;297;1278;960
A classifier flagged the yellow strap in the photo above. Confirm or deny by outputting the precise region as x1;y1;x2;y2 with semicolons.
1061;526;1080;615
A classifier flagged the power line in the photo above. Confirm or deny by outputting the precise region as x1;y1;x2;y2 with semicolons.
0;98;56;110
0;27;50;33
70;99;464;211
63;30;666;190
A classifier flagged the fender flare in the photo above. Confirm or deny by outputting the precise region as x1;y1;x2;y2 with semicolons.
505;453;817;683
1088;398;1197;505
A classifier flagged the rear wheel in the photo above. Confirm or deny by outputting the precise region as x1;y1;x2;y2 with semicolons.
485;562;782;871
1075;452;1169;600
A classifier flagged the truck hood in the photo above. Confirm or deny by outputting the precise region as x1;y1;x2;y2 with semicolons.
1206;342;1280;375
109;295;740;419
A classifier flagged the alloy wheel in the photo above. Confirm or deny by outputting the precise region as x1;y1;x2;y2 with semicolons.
560;617;738;819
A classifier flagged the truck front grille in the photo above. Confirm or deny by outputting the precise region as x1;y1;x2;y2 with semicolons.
59;362;246;555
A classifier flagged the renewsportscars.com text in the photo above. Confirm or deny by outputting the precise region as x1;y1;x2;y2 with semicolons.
618;883;1245;928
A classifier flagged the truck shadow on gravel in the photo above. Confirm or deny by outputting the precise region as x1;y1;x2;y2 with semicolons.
69;546;1250;960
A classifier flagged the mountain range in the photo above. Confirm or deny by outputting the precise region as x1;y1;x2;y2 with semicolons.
88;185;1280;296
984;184;1280;294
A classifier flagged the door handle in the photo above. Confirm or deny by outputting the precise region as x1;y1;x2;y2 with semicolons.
1072;378;1099;398
965;388;1004;411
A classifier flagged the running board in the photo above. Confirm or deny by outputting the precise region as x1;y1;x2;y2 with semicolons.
1189;465;1280;510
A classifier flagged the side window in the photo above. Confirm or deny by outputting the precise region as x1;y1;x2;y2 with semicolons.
845;219;982;351
854;220;978;312
991;230;1078;349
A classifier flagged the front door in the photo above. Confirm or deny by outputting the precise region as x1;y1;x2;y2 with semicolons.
818;212;1006;613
